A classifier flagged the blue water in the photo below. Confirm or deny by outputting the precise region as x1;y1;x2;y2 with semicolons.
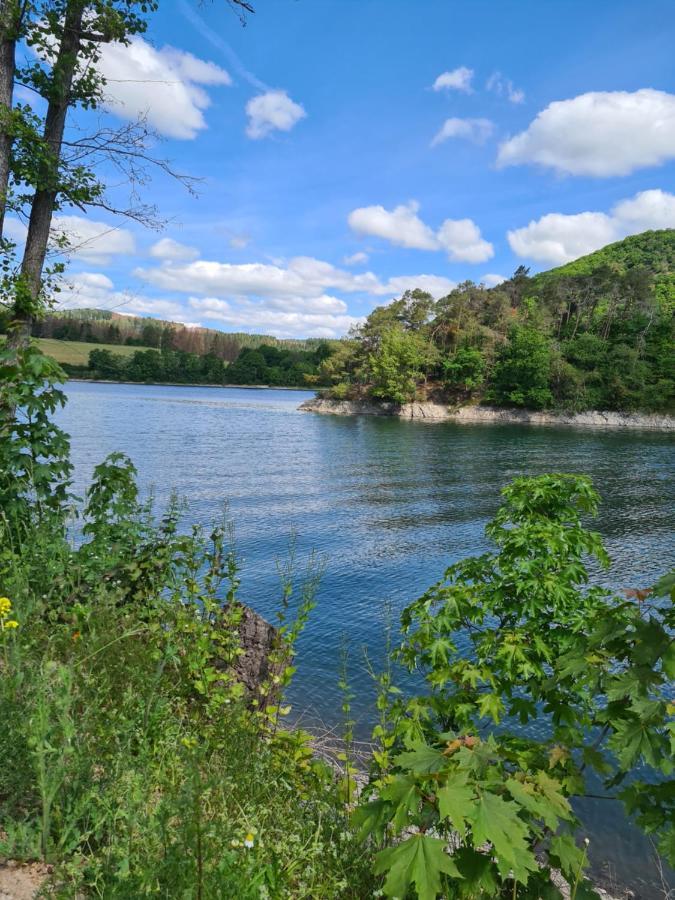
58;381;674;896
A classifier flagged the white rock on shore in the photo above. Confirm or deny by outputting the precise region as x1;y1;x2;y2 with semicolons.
299;397;675;431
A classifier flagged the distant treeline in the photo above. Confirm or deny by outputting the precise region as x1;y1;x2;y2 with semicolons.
75;342;334;387
18;308;332;361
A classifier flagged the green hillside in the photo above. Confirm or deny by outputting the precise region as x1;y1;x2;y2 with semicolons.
530;229;675;311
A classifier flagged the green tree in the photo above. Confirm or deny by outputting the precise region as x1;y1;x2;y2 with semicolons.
442;347;484;393
368;325;437;404
490;324;553;409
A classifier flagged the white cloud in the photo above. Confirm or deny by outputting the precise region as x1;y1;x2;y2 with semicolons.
432;67;474;93
51;216;135;265
507;189;675;265
245;90;306;139
431;117;494;147
5;215;135;265
348;201;492;263
612;188;675;230
508;212;615;265
56;271;190;322
348;201;438;251
437;218;494;263
497;89;675;176
229;235;250;249
136;255;383;299
486;72;524;104
344;251;369;266
375;274;456;298
481;273;507;287
97;36;231;139
188;296;360;339
150;237;200;262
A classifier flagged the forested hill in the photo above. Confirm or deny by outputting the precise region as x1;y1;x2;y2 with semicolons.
530;229;675;308
319;229;674;414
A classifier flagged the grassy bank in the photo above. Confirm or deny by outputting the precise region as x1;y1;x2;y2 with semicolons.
36;338;152;366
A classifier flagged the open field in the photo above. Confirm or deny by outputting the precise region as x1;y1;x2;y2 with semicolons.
36;338;152;366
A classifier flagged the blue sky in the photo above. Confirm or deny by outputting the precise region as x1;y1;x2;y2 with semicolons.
22;0;675;337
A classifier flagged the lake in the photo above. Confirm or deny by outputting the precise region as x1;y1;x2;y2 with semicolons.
58;381;674;896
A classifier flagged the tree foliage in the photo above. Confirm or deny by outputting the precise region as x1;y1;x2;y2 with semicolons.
356;474;674;898
320;231;674;412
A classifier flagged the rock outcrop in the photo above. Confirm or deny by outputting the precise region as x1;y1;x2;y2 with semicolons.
213;604;283;695
299;397;675;431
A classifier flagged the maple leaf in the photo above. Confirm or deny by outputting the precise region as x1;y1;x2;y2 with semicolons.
469;791;537;881
395;743;446;775
438;773;477;834
548;744;570;769
374;834;461;900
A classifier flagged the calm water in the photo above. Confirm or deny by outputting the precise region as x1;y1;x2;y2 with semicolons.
58;382;674;895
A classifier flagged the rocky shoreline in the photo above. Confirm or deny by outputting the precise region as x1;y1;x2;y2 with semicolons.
299;397;675;431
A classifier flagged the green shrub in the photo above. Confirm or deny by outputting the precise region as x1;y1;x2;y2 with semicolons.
0;344;374;898
355;474;674;899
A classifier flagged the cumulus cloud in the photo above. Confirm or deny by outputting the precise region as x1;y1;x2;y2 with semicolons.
6;215;135;265
486;71;524;104
437;219;494;263
507;189;675;265
229;235;250;249
187;296;360;339
344;251;369;266
375;274;456;298
431;117;494;147
481;273;507;287
348;201;438;251
150;237;200;262
432;67;474;93
97;37;231;139
136;255;384;299
133;249;459;337
612;188;675;230
49;216;135;265
508;212;616;265
497;89;675;176
245;90;306;139
348;201;493;262
56;271;191;321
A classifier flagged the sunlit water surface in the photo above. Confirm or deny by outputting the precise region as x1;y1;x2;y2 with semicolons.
58;382;675;896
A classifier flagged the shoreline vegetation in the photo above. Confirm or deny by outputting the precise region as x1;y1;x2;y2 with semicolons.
314;231;674;420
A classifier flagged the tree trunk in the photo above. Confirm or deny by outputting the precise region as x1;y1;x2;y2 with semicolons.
0;0;24;241
9;0;85;350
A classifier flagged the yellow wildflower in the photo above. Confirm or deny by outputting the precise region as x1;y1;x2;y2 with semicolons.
244;832;255;848
0;596;18;631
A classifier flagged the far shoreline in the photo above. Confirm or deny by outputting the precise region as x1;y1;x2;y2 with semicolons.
66;377;313;392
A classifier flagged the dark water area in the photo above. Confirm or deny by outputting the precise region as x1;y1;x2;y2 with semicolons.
58;382;675;896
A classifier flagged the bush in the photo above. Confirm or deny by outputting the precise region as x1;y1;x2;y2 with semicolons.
355;474;674;899
0;344;374;898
